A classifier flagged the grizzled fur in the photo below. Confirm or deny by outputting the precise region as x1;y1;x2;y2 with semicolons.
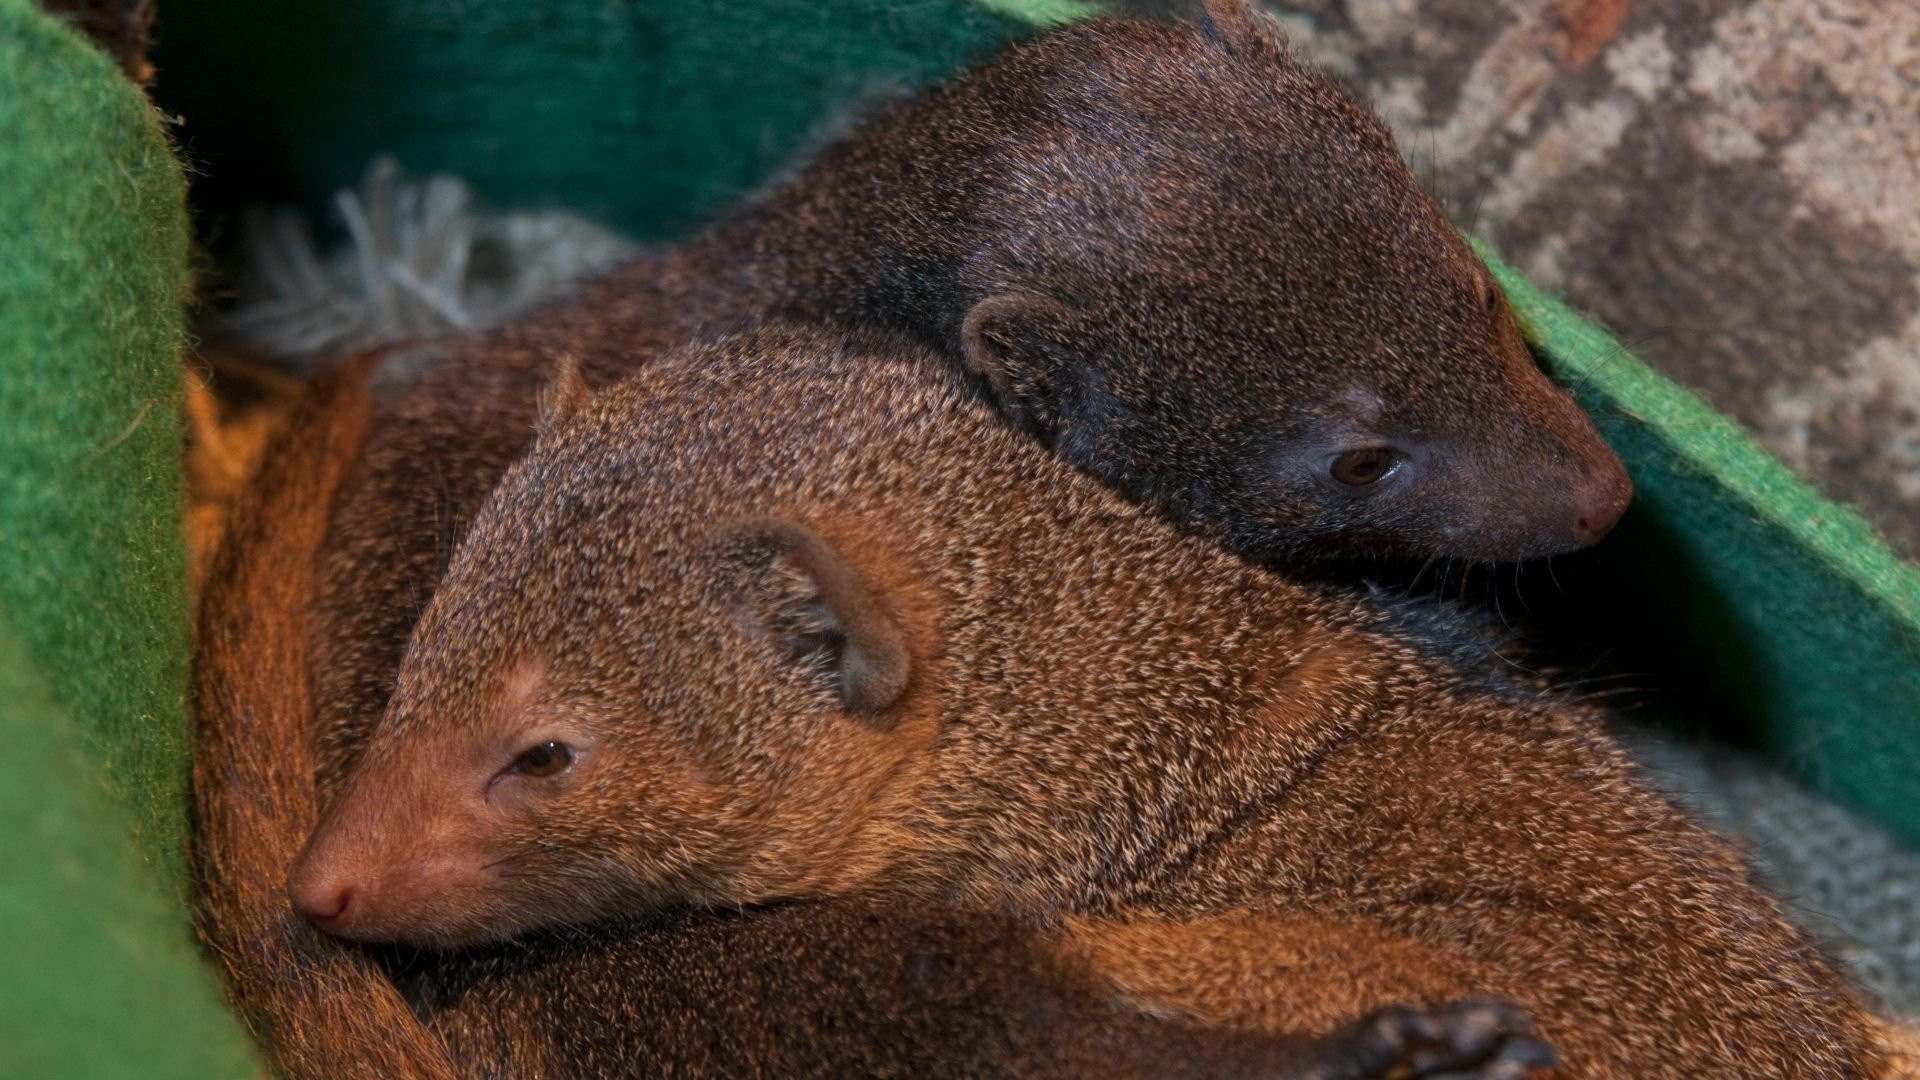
304;325;1877;1078
200;352;1551;1079
312;0;1627;792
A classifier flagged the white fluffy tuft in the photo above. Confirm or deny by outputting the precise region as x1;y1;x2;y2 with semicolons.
212;158;638;369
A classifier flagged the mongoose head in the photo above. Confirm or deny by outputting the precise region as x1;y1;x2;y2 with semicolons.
932;2;1631;562
289;354;941;948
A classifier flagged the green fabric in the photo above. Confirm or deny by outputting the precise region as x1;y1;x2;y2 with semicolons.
0;5;258;1070
976;0;1106;24
153;0;1055;242
0;609;259;1079
1487;249;1920;848
0;0;194;895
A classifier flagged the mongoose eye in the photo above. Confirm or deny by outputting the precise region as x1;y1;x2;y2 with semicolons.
507;741;574;779
1329;447;1399;487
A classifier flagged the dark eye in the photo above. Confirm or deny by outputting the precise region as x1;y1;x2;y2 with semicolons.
508;741;574;778
1329;447;1399;487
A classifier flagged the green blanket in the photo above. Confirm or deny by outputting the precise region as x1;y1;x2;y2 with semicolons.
0;1;256;1073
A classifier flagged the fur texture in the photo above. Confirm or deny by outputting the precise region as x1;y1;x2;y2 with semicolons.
201;149;1920;1033
305;325;1879;1078
310;4;1628;793
189;354;463;1078
198;345;1561;1080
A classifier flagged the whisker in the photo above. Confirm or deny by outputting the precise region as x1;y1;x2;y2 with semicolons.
1409;554;1441;593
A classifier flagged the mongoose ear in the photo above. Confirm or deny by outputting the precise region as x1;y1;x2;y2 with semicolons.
537;351;593;435
1199;0;1288;57
961;293;1086;437
719;517;910;717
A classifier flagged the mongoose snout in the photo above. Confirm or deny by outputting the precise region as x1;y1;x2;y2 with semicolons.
288;735;549;946
1569;461;1633;545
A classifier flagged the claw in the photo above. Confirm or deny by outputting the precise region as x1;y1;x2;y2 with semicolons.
1306;997;1558;1079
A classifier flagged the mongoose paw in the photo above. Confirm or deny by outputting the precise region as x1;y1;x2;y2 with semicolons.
1308;998;1558;1080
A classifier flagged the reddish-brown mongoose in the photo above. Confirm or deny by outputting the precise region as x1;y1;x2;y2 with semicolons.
196;347;1554;1079
409;905;1557;1080
311;0;1631;791
295;325;1879;1078
190;354;462;1078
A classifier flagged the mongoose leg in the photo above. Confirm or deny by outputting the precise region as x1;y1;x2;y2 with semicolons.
1069;914;1556;1078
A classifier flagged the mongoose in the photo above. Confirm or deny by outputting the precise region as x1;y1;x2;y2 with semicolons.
195;347;1554;1079
311;0;1631;790
293;325;1880;1078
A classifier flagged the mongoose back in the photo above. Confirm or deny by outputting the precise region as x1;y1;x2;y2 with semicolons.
295;325;1879;1078
197;348;1552;1079
312;0;1630;789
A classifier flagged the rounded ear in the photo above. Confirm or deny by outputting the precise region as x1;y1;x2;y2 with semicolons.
537;351;593;434
1198;0;1288;57
716;517;910;717
960;293;1085;436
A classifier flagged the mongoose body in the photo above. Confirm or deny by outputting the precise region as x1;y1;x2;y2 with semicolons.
296;325;1878;1078
270;4;1638;1072
198;350;1552;1079
412;903;1556;1080
312;2;1630;790
192;356;463;1079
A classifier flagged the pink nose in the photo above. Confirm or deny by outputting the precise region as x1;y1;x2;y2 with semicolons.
1568;462;1633;547
289;871;358;930
1571;506;1619;546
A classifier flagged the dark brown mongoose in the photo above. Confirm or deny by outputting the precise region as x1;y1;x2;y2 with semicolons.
294;325;1880;1078
195;346;1554;1079
310;0;1630;793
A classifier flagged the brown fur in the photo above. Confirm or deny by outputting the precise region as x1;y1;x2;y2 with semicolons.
305;325;1880;1078
189;353;462;1078
311;3;1629;793
38;0;153;83
408;902;1557;1080
183;348;307;601
198;348;1552;1078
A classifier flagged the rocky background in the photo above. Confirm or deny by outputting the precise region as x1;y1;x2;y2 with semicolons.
1236;0;1920;556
